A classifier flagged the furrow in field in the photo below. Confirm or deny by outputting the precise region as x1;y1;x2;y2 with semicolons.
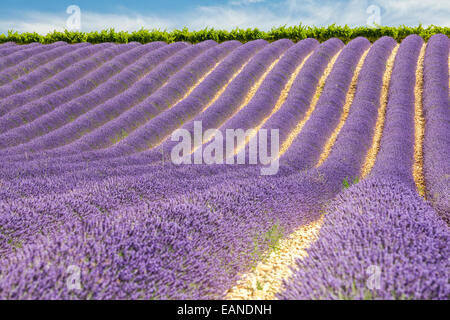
190;42;297;159
0;43;40;57
0;44;116;133
0;166;323;299
312;37;397;192
5;40;291;167
225;218;323;300
1;41;236;163
0;42;234;164
413;44;427;197
0;42;17;50
232;50;314;157
224;41;377;301
0;43;191;157
278;177;449;300
116;61;223;149
266;37;397;300
0;36;447;301
33;40;283;164
219;42;343;162
0;43;24;56
134;39;297;164
0;40;312;171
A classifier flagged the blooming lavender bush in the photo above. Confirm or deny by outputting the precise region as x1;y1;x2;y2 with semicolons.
0;36;448;300
422;34;450;223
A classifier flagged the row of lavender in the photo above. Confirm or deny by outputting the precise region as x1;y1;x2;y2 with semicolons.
0;39;317;299
0;35;448;299
0;35;445;222
0;39;286;161
0;35;447;232
279;34;449;300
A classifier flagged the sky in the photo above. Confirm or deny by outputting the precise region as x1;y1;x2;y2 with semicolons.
0;0;449;34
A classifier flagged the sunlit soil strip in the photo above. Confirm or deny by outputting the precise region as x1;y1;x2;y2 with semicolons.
177;61;222;104
201;58;254;113
315;48;370;167
150;56;255;149
225;217;323;300
192;56;283;153
278;49;342;157
413;44;427;198
232;51;314;155
360;44;399;178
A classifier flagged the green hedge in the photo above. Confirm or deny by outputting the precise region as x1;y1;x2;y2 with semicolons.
1;24;449;44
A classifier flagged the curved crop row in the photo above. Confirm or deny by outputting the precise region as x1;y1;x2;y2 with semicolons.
0;43;90;87
0;39;307;172
62;40;235;154
1;40;256;160
0;42;65;72
0;42;175;151
0;39;296;168
154;39;300;163
5;40;244;164
0;43;191;157
0;44;116;133
228;38;344;163
0;43;111;100
312;36;398;192
0;164;325;299
368;35;424;186
124;38;299;156
279;178;449;300
113;39;267;153
0;35;447;301
0;43;40;57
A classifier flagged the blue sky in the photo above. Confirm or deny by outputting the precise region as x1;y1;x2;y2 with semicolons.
0;0;449;34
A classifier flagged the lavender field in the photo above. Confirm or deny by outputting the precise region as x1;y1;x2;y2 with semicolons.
0;34;448;300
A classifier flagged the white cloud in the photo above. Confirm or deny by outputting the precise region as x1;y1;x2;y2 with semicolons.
0;10;176;34
229;0;265;6
0;0;448;34
376;0;450;26
187;5;293;30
